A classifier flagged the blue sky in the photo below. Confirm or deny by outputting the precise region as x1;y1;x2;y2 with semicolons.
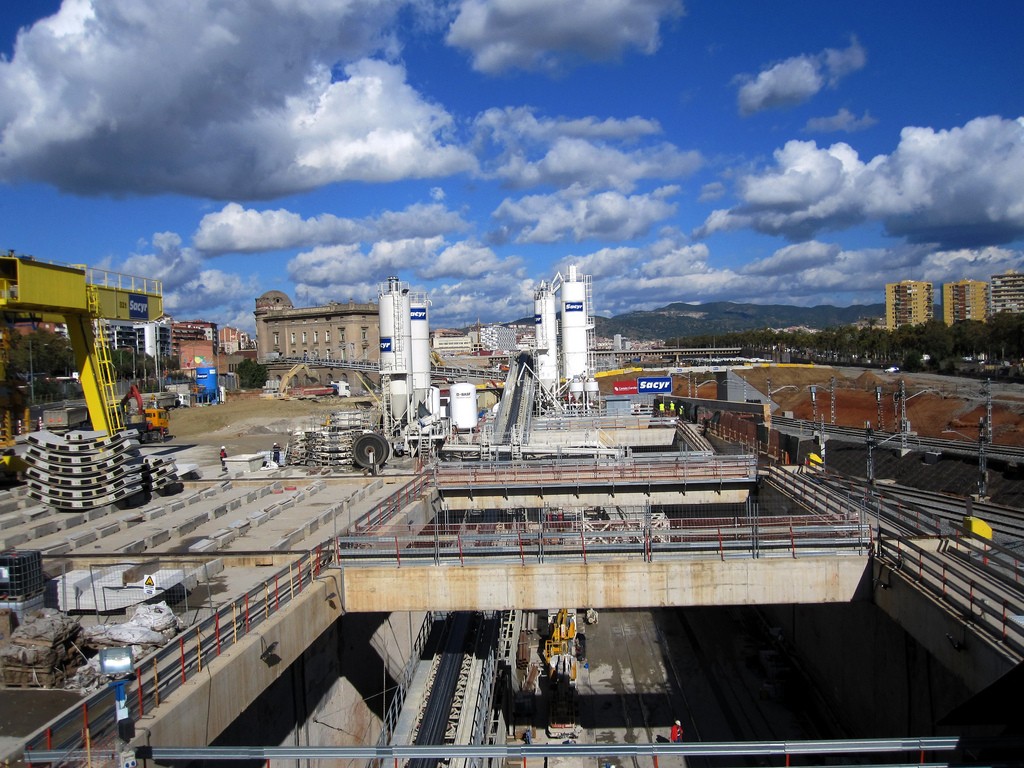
2;1;1023;334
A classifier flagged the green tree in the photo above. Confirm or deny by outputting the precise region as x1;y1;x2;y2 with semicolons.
237;358;268;389
7;329;74;378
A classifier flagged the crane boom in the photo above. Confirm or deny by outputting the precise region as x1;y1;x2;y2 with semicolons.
0;253;164;441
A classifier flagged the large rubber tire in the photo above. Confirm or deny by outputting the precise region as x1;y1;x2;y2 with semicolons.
352;432;391;471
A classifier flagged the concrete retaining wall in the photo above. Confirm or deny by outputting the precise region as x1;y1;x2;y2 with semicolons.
340;557;872;612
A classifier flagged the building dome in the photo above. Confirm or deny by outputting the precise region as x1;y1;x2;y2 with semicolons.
255;290;294;312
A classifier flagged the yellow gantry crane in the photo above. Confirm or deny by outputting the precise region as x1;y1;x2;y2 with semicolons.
0;252;164;447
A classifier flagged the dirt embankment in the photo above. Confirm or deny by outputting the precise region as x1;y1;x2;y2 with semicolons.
737;366;1024;446
167;395;375;454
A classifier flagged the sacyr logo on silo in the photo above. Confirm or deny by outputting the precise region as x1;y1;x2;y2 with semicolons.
564;301;584;312
410;307;427;321
638;376;672;393
534;314;542;324
128;294;148;320
380;338;393;353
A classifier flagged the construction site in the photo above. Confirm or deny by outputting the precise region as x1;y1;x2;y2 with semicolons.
2;255;1024;766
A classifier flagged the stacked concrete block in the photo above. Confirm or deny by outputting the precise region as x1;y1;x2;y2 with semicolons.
285;409;372;468
22;430;181;512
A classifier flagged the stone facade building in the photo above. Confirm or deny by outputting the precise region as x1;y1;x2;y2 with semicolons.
253;290;379;363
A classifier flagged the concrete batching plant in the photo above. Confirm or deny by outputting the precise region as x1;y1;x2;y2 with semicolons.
365;265;609;468
532;265;598;414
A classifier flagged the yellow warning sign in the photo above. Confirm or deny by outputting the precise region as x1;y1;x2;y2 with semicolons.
144;575;155;587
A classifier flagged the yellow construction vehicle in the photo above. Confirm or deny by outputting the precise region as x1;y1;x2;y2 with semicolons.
543;608;578;667
543;608;580;738
121;384;169;443
0;252;163;446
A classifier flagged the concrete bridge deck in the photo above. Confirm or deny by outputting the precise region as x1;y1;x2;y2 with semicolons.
12;455;1024;762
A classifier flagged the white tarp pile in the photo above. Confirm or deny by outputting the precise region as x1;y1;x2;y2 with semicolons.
68;602;185;691
82;601;183;651
0;609;83;688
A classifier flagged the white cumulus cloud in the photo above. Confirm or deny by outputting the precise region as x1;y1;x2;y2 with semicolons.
194;202;469;254
697;115;1024;248
735;38;865;116
493;186;679;243
0;1;474;198
446;0;683;74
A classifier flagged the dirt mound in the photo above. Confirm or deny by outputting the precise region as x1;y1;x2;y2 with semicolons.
736;367;1024;446
169;395;374;449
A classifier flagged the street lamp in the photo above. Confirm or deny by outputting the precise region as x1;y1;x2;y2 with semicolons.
864;421;912;484
693;379;715;396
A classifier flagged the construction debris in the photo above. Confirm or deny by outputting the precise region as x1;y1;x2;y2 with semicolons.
0;608;82;688
81;601;183;651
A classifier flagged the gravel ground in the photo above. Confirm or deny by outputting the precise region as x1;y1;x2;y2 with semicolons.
167;395;376;455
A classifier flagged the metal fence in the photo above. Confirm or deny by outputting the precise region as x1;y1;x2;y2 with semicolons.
876;532;1024;658
23;476;428;765
22;465;868;764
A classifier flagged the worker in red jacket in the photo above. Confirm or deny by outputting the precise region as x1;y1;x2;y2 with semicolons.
670;720;683;743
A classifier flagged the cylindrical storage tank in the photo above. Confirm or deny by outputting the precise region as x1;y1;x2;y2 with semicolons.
568;378;584;401
584;378;599;395
450;382;479;430
561;265;588;381
410;297;431;413
427;386;441;418
195;367;219;403
378;277;411;421
534;282;559;392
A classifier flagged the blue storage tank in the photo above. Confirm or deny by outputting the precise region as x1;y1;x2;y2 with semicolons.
195;367;219;404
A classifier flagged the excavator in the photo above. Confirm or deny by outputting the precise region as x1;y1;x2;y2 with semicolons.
544;609;580;738
120;384;170;443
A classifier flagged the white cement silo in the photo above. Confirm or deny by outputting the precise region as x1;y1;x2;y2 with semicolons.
378;277;411;421
534;281;559;393
410;297;431;415
560;265;589;381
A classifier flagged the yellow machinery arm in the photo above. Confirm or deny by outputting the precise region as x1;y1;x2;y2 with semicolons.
0;253;163;440
278;363;313;395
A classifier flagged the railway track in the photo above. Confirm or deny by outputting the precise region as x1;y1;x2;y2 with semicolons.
771;415;1024;464
816;473;1024;543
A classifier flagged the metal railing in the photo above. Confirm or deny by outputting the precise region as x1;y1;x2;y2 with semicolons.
22;478;427;764
432;454;757;488
34;734;1014;766
876;533;1024;658
337;513;871;566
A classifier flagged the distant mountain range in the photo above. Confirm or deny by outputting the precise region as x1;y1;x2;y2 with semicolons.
514;301;885;341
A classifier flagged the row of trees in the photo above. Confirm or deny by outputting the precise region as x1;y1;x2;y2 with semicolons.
4;329;271;402
5;330;183;402
674;312;1024;374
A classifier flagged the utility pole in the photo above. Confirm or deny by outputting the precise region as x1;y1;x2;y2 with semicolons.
865;422;875;485
875;385;884;431
829;376;836;425
978;416;988;499
896;379;908;453
984;378;993;443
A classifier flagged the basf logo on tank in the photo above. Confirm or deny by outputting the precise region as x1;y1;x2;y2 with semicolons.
128;294;148;320
380;337;393;353
564;301;584;312
638;377;672;393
